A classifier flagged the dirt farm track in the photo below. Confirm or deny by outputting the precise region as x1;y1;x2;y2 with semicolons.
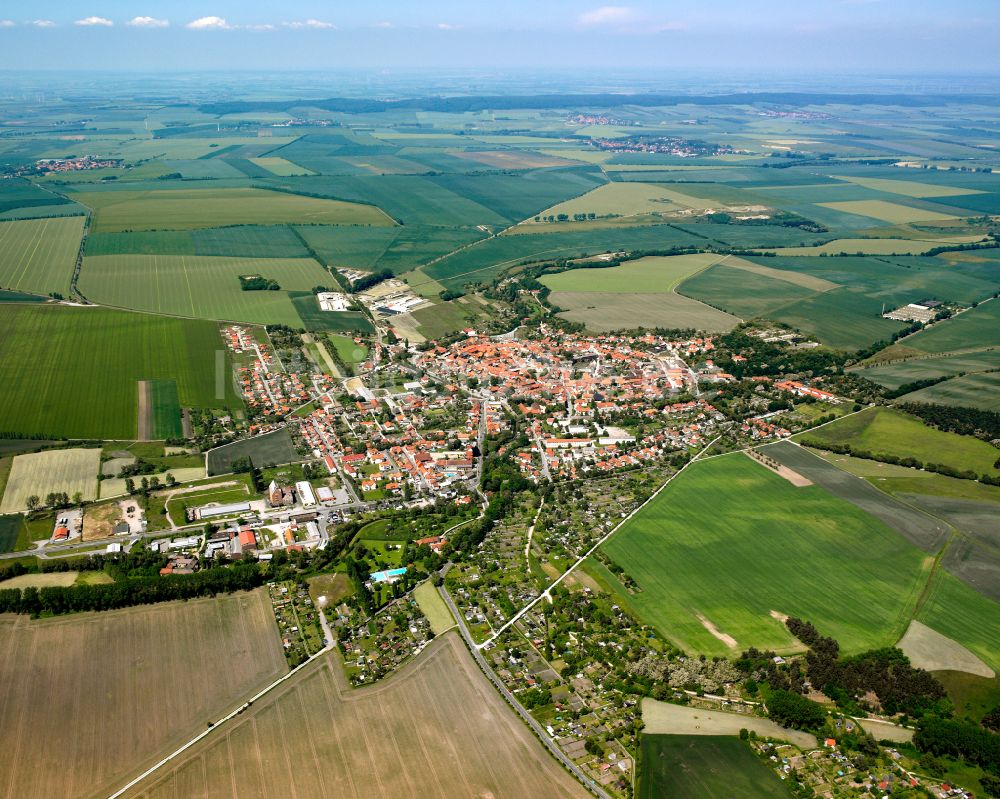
122;632;588;799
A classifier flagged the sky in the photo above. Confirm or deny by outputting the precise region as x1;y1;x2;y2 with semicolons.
0;1;998;74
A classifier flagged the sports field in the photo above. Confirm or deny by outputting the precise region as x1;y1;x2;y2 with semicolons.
74;187;394;233
0;216;84;298
0;447;100;513
600;454;931;656
0;591;286;799
80;254;333;326
904;300;1000;353
0;305;240;440
639;736;793;799
797;407;1000;478
121;633;588;799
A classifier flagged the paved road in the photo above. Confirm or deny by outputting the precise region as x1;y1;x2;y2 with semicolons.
437;584;613;799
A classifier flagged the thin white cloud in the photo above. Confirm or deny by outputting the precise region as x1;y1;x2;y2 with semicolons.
127;16;169;28
436;22;460;30
75;16;114;27
186;16;230;30
373;21;393;28
0;19;16;27
578;6;637;27
284;19;335;30
31;19;56;28
245;23;275;31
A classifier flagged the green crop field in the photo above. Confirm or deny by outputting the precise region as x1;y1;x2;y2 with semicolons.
0;177;73;216
73;187;394;233
904;300;1000;353
86;225;313;259
0;514;23;553
0;305;240;440
797;407;1000;478
600;454;931;656
677;262;819;321
207;429;300;475
541;253;726;294
851;350;1000;390
639;736;793;799
0;216;84;298
549;290;739;333
289;292;374;333
249;157;316;176
900;372;1000;411
916;570;1000;673
147;379;183;439
819;199;959;224
79;254;334;326
327;334;369;364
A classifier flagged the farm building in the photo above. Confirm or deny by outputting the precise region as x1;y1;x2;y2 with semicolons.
198;501;252;519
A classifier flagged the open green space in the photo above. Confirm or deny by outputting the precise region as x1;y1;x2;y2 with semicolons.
147;379;183;440
797;406;1000;478
916;569;1000;673
601;453;931;656
206;429;300;476
904;300;1000;354
327;334;369;364
0;305;240;439
73;187;394;233
0;216;84;298
79;254;333;326
86;225;312;259
289;292;374;333
639;736;792;799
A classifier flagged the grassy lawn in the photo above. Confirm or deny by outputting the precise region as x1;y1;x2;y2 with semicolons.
639;735;793;799
601;453;932;656
797;406;1000;478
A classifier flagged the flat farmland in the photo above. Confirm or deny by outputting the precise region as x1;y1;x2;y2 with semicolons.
901;372;1000;411
0;216;84;297
639;735;794;799
207;428;299;475
0;448;100;513
249;156;316;176
600;454;931;656
851;350;1000;390
832;175;985;198
916;569;1000;673
74;187;394;233
904;300;1000;353
521;182;695;226
543;254;741;332
797;407;1000;478
121;633;588;799
0;305;240;440
678;262;819;320
550;291;739;333
541;253;726;294
80;254;333;326
819;199;958;224
0;590;287;799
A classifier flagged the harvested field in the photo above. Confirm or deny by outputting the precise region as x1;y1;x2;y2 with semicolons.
833;176;985;198
0;571;78;589
724;256;839;291
413;580;456;635
0;216;84;298
120;633;588;799
897;620;994;678
640;699;816;748
541;253;725;294
0;590;286;799
0;447;100;514
456;149;576;169
100;467;205;499
249;156;316;176
639;735;795;799
550;291;738;333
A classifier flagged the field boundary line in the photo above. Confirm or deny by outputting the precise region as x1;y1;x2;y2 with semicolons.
105;637;334;799
479;434;722;649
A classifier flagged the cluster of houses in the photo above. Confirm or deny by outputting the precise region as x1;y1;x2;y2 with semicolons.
223;325;312;417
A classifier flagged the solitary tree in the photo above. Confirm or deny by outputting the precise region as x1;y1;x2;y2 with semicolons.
26;495;39;512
